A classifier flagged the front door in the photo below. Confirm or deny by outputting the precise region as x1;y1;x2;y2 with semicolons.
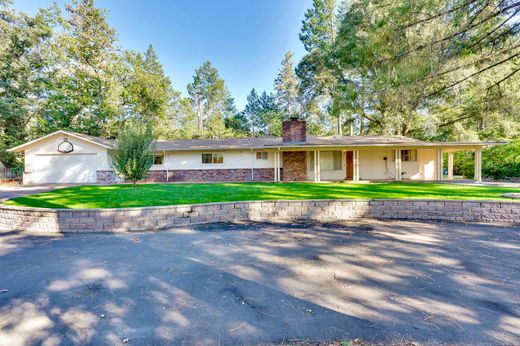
345;151;353;180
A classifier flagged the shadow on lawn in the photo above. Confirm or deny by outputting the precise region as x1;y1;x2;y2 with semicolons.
1;220;519;345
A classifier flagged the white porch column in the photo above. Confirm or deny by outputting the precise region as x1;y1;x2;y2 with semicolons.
474;148;482;183
353;149;360;182
313;150;318;182
277;150;281;182
316;150;321;182
447;152;454;180
273;150;278;182
394;149;401;181
436;149;443;180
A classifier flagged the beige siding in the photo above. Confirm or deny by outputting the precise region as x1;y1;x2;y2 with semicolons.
358;148;436;180
152;149;276;171
23;133;109;184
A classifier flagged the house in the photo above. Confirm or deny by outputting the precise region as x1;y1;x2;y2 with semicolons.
8;118;497;185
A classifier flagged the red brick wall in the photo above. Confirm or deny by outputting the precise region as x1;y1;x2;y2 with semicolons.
282;120;306;142
169;168;274;182
282;151;307;181
96;169;275;184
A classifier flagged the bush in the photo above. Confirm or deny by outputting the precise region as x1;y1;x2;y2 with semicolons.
482;140;520;179
109;120;156;187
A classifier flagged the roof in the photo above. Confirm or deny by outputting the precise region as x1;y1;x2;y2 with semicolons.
156;135;500;150
7;130;116;153
8;130;502;153
155;137;281;151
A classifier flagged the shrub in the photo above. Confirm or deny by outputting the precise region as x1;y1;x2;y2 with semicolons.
109;120;156;187
454;141;520;180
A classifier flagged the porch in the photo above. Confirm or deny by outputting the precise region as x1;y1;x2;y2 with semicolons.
272;147;484;183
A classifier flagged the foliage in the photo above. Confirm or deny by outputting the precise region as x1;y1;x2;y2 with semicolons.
187;61;236;138
38;0;118;136
274;51;300;119
298;0;520;139
5;182;520;209
109;120;156;187
0;1;55;168
455;141;520;179
297;0;343;135
239;89;283;136
299;0;337;52
118;45;178;138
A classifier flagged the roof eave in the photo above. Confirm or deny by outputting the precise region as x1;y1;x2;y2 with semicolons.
7;130;114;153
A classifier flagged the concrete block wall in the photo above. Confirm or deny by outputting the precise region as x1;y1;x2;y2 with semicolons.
0;199;518;233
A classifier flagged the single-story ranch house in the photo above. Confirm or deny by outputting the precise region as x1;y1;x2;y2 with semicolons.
9;119;496;185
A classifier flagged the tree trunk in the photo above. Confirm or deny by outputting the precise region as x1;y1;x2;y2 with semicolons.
132;179;137;187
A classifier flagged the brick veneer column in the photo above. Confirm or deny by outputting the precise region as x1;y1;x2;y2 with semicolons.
282;151;307;181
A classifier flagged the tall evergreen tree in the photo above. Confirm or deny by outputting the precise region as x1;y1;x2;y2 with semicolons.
241;89;282;136
39;0;118;136
187;61;235;138
274;51;299;119
299;0;337;52
119;45;179;138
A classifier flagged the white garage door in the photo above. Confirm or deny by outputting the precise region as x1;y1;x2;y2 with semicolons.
31;154;97;184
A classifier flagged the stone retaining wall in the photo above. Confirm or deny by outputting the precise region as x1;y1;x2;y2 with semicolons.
0;199;518;233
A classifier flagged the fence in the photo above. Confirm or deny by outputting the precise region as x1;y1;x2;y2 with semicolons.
0;167;22;182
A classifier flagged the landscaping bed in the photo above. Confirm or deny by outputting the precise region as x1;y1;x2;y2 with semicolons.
3;182;520;209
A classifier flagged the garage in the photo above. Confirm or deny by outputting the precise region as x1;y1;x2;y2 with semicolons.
7;130;113;185
29;153;98;184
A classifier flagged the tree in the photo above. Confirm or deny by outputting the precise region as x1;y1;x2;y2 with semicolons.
119;45;180;138
109;120;156;187
298;0;347;135
328;0;520;138
187;61;235;138
274;51;300;119
240;89;283;136
0;1;55;168
38;0;118;137
299;0;337;52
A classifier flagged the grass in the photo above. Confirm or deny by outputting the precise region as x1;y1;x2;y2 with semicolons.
3;182;519;209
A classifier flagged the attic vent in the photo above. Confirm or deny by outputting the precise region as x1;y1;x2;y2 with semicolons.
57;138;74;153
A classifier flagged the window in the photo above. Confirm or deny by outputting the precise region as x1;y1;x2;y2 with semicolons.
153;155;164;165
320;151;342;171
202;153;224;164
256;151;268;160
401;150;417;162
308;152;314;172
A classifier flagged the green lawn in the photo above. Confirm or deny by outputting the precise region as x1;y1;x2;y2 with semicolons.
3;182;519;209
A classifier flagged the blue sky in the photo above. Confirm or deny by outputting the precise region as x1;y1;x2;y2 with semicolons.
14;0;312;109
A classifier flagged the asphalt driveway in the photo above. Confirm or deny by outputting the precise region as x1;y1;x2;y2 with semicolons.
0;220;519;345
0;184;67;202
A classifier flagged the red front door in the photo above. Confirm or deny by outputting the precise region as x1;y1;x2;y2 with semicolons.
346;151;353;180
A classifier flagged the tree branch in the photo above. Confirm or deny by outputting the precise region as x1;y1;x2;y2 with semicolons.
403;0;479;29
487;66;520;89
426;50;520;97
438;114;476;127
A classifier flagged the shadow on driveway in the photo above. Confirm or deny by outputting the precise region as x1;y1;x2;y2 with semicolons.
0;219;519;345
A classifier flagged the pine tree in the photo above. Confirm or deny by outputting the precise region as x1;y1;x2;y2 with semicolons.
120;44;177;137
299;0;337;52
187;61;235;138
40;0;118;136
274;51;299;119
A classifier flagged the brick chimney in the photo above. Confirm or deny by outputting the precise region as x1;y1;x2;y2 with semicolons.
282;117;306;142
